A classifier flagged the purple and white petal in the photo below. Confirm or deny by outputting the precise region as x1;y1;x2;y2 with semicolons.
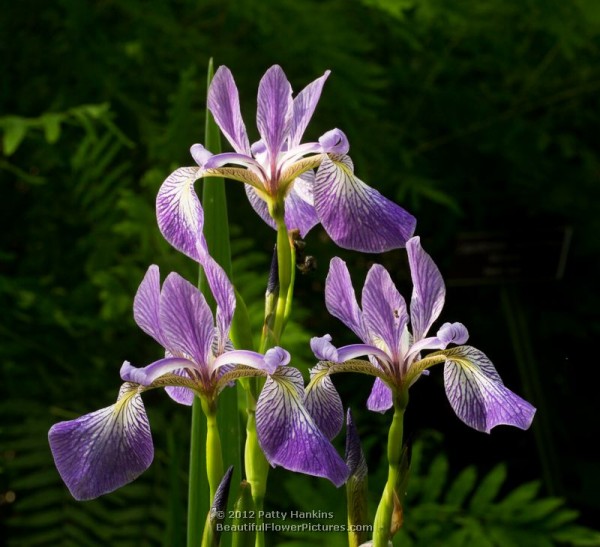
256;65;293;167
345;409;367;479
48;383;153;500
204;152;265;176
133;265;169;349
443;346;536;433
120;357;198;386
256;366;349;486
196;238;236;354
406;237;446;342
310;335;339;362
319;128;349;155
289;70;330;148
212;348;289;375
337;344;392;364
190;143;213;167
283;179;319;237
245;185;277;230
366;377;394;413
361;264;408;361
160;273;214;369
156;166;203;262
325;258;368;341
315;156;416;253
406;322;470;363
304;362;344;440
208;66;250;154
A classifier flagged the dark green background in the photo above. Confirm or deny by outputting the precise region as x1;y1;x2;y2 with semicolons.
2;0;599;545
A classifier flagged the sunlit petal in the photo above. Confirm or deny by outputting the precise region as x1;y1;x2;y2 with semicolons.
48;383;153;500
443;346;536;433
208;66;250;154
406;236;446;341
156;166;203;262
289;70;330;148
315;156;416;253
304;362;344;440
325;257;368;342
256;366;348;486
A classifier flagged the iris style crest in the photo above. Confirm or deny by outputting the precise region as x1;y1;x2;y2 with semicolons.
156;65;416;257
48;247;348;501
307;236;536;434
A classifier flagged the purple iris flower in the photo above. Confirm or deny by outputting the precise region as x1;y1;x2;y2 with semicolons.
48;246;347;501
156;65;416;259
307;236;536;434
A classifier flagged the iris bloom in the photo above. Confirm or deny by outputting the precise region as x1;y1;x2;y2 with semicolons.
157;65;416;259
48;246;347;501
307;237;536;434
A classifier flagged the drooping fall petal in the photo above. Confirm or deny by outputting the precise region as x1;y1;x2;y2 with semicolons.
443;346;536;433
255;366;348;486
48;383;153;501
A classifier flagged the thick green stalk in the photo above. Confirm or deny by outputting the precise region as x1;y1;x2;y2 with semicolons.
270;207;293;342
373;393;408;547
203;400;225;501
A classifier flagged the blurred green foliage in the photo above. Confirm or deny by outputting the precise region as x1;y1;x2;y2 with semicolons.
2;0;599;544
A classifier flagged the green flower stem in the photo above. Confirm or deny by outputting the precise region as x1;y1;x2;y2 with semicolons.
188;397;208;547
372;392;408;547
269;203;293;342
201;399;225;503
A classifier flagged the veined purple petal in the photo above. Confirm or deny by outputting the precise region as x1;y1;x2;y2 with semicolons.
256;65;293;166
156;166;203;262
284;176;319;237
315;156;416;253
256;367;348;486
208;66;250;154
310;335;339;362
190;143;213;167
325;258;368;342
48;383;153;500
406;237;446;342
367;377;393;413
318;128;349;155
304;362;344;440
443;346;536;433
245;185;277;230
160;273;214;370
289;70;330;148
133;265;169;349
362;264;408;361
196;239;236;354
212;347;289;375
120;357;198;386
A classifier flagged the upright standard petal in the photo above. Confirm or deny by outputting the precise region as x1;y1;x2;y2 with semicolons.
160;273;214;369
48;383;153;500
315;156;416;253
208;66;250;154
133;265;170;349
304;361;344;440
256;66;293;166
406;237;446;342
196;238;236;354
362;264;408;361
256;367;348;486
156;166;203;262
289;70;330;148
325;258;368;342
443;346;536;433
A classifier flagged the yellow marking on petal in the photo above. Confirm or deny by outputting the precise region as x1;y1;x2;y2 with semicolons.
202;167;265;190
